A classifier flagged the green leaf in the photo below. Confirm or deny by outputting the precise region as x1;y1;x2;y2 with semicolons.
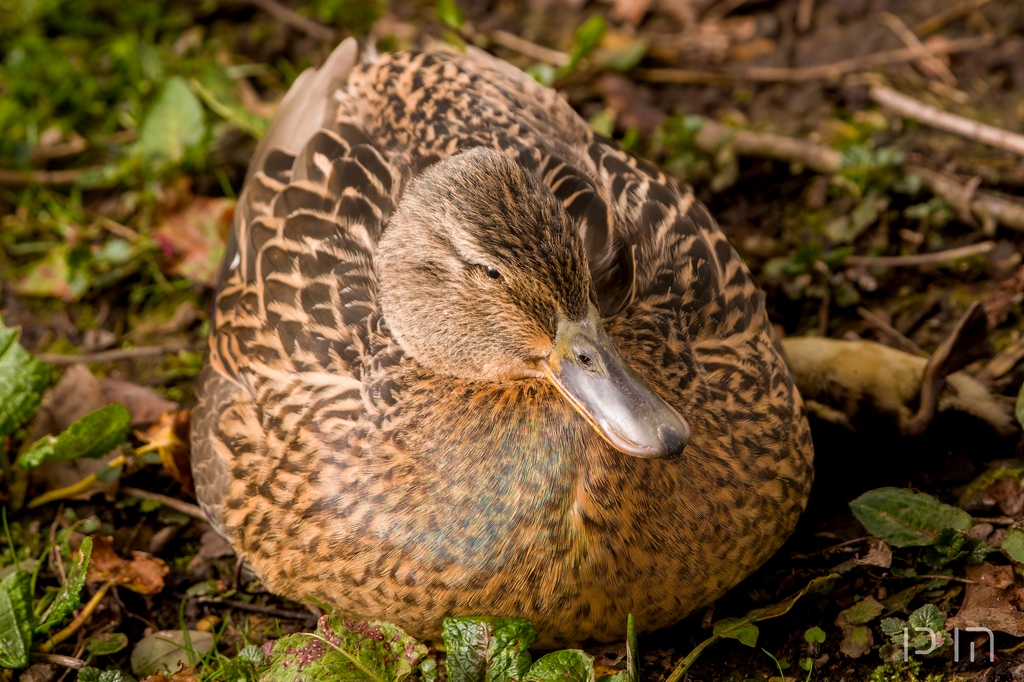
135;76;205;167
565;15;606;71
0;320;51;439
77;667;128;682
442;617;536;682
523;650;595;682
1003;527;1024;562
879;617;906;638
262;615;426;682
839;597;883;626
36;536;92;633
17;404;130;470
849;488;971;547
0;569;35;669
907;604;945;632
86;632;129;656
435;0;464;29
804;626;826;644
1016;380;1024;428
624;614;637;682
713;618;759;647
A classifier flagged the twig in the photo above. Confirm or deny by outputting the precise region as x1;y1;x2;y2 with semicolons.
857;307;925;355
120;487;207;522
634;34;994;83
907;164;1024;232
189;596;318;621
845;241;995;268
488;30;569;67
796;0;815;33
871;85;1024;157
238;0;335;41
879;12;956;85
916;0;993;36
693;118;842;175
0;167;100;186
29;653;86;669
35;343;204;365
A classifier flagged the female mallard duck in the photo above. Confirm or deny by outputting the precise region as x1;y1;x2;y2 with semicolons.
191;38;814;646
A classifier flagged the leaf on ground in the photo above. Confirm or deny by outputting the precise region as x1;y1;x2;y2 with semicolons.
86;534;168;595
79;668;130;682
131;631;213;678
261;615;426;682
836;596;882;659
100;379;179;427
804;626;826;644
523;650;595;682
838;625;873;658
36;536;92;633
135;76;205;167
135;410;193;492
849;487;971;547
27;365;120;501
12;246;88;302
154;197;233;287
0;319;51;439
1003;526;1024;562
948;562;1024;636
0;569;36;669
712;617;760;647
443;617;536;682
17;403;131;470
86;632;129;656
838;596;884;627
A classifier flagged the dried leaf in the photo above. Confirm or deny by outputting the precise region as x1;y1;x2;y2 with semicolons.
135;410;192;492
154;197;233;287
86;535;168;595
100;379;179;427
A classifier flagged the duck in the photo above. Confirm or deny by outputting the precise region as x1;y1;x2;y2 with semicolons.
190;37;814;647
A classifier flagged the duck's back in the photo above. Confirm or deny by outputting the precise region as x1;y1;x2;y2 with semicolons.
191;40;813;646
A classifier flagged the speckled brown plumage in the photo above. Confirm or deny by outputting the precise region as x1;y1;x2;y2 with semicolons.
191;39;814;647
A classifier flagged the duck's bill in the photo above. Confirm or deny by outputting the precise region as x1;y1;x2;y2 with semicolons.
538;310;690;459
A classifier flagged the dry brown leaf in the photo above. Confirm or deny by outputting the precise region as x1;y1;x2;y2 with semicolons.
981;477;1024;517
28;365;120;501
853;538;893;569
154;197;234;287
948;562;1024;637
100;379;179;427
86;534;169;595
136;410;193;493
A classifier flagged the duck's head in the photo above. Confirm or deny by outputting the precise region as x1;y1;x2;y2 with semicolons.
377;147;689;459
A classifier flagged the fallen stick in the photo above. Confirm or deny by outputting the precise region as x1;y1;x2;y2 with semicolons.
121;487;208;522
35;343;203;365
238;0;335;41
634;34;994;84
907;164;1024;232
870;85;1024;157
845;241;995;268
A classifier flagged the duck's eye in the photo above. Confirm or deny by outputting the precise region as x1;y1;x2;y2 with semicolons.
482;266;502;280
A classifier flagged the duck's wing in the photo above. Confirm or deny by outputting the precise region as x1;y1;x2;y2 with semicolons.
193;39;398;530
